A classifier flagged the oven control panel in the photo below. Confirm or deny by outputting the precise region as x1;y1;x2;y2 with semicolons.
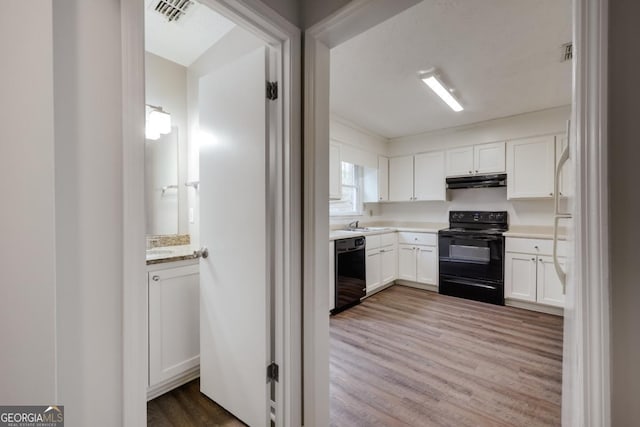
449;211;508;226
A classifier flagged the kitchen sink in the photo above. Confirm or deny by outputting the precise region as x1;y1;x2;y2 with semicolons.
342;226;391;232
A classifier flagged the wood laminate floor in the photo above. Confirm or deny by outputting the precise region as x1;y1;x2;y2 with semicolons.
330;286;564;427
147;379;245;426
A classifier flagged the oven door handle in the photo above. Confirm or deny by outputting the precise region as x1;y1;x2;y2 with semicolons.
442;277;499;290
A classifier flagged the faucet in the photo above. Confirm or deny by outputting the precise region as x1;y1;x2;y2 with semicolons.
348;220;359;230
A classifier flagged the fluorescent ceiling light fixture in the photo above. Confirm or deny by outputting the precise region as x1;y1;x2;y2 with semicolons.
145;105;172;140
420;72;464;112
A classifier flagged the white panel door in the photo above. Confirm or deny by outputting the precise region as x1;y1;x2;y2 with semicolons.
414;151;446;201
366;250;381;293
504;252;537;302
329;142;341;200
397;245;416;281
474;142;505;174
148;265;200;386
537;255;566;307
506;136;555;199
198;46;269;427
378;156;389;201
381;247;396;284
445;146;474;177
389;156;414;201
416;246;437;285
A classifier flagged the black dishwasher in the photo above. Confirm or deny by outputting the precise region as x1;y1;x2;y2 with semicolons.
333;237;366;314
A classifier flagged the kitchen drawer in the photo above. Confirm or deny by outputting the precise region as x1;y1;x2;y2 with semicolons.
397;232;437;246
366;235;381;250
506;237;567;257
380;233;396;247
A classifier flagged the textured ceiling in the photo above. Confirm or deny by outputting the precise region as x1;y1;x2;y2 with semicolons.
145;0;235;67
330;0;572;139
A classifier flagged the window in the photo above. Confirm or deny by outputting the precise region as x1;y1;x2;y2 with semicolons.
330;161;363;216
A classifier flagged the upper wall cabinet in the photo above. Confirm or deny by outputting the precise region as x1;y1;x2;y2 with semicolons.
506;136;555;199
389;156;414;202
414;151;446;201
389;151;446;202
329;142;341;200
445;142;505;177
363;156;389;203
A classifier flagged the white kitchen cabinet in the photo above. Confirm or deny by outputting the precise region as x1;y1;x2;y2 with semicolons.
329;241;335;311
366;233;396;293
381;246;396;284
445;142;505;177
505;237;565;309
445;146;474;177
389;151;446;202
329;142;341;200
389;155;414;201
396;232;438;286
416;246;437;284
414;151;446;201
506;136;555;199
378;156;389;201
555;133;571;198
363;156;389;203
504;252;537;302
366;250;382;291
474;142;506;174
537;255;566;308
148;262;200;391
398;245;417;281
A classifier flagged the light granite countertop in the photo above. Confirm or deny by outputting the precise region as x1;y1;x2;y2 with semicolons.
503;225;568;240
329;221;448;241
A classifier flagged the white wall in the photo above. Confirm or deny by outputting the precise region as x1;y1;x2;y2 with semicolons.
375;106;570;226
0;1;57;404
609;0;640;424
388;105;570;156
53;0;124;425
186;26;264;247
145;53;189;235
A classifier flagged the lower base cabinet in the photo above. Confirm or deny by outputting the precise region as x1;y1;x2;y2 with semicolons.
366;233;397;293
397;232;438;286
505;238;566;309
148;262;200;392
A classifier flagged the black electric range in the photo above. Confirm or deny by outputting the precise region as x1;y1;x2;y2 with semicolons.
438;211;508;305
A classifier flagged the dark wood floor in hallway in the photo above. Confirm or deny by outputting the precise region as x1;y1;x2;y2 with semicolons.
147;379;245;426
330;285;563;427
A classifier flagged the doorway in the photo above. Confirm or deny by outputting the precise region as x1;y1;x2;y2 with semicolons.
122;0;300;425
304;0;610;425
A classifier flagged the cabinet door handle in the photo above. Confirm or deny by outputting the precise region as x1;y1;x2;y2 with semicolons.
468;170;472;174
475;170;478;173
549;192;553;196
531;258;536;262
152;275;160;282
534;245;539;250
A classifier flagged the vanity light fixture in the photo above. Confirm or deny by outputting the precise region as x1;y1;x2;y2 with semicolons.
419;71;464;112
145;105;172;140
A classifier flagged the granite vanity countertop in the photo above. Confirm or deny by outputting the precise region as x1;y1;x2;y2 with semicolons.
503;225;568;240
146;244;199;265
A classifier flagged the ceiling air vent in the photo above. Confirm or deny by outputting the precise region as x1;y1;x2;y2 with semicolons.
154;0;194;22
561;42;573;62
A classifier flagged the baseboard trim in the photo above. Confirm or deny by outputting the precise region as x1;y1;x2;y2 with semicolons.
146;366;200;401
395;280;438;293
505;299;564;316
363;281;395;298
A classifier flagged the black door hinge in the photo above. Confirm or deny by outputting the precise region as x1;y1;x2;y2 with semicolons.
267;362;279;382
266;81;278;101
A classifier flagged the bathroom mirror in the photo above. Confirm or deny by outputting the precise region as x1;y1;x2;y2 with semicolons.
145;127;180;235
